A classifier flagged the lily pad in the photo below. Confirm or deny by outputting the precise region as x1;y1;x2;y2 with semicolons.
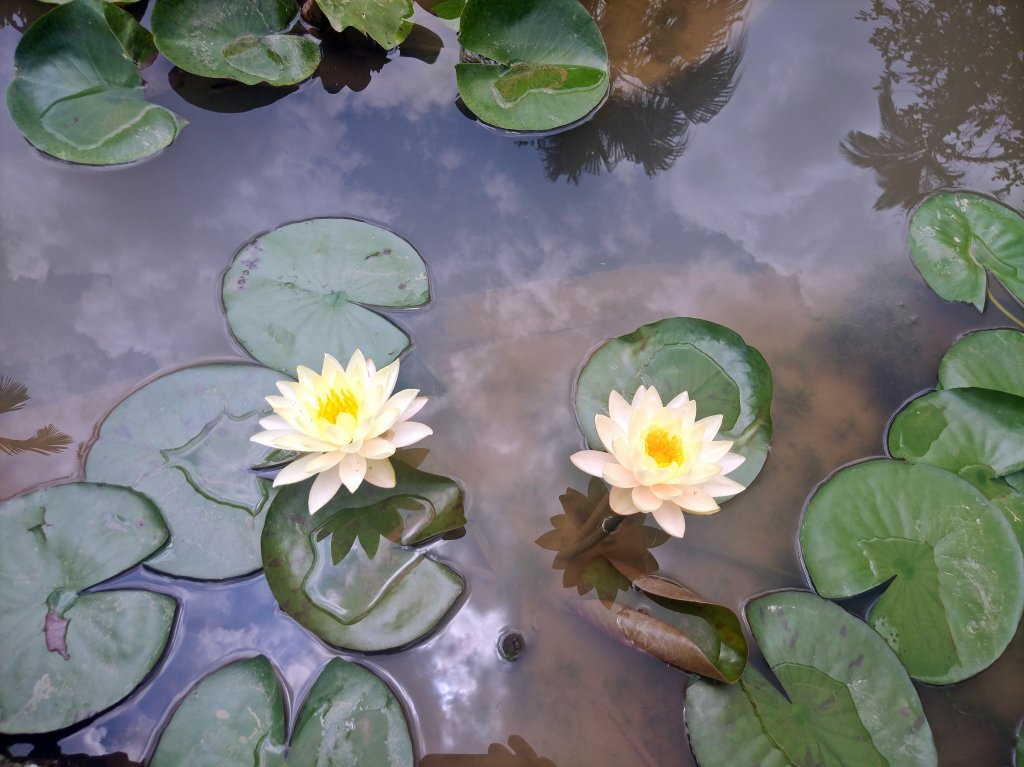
685;591;937;767
152;0;321;86
574;317;773;488
455;0;609;131
85;363;282;580
0;483;175;734
314;0;413;49
938;329;1024;398
150;655;412;766
6;0;185;165
262;461;465;651
799;459;1024;684
223;218;430;374
907;191;1024;310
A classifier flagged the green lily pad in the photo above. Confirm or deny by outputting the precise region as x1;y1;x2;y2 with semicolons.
455;0;609;131
0;483;175;734
262;461;465;651
938;329;1024;398
800;459;1024;684
314;0;413;49
150;656;412;766
85;363;282;580
5;0;185;165
907;192;1024;310
574;317;773;488
223;218;430;374
152;0;321;86
685;591;936;767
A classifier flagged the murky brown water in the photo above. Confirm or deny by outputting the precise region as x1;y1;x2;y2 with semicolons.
1;0;1022;764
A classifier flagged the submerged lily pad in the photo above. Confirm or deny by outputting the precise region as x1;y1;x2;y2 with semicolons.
6;0;185;165
152;0;321;86
456;0;609;131
315;0;413;49
223;218;430;374
574;317;773;488
938;329;1024;398
685;591;936;767
800;460;1024;684
262;461;465;651
150;655;412;766
907;192;1024;310
85;363;282;580
0;483;175;734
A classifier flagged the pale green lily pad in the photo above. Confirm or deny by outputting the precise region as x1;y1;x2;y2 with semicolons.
223;218;430;374
6;0;185;165
800;459;1024;684
0;483;175;734
907;192;1024;310
574;317;773;489
262;461;465;651
150;656;412;766
685;591;936;767
315;0;413;49
456;0;609;131
85;363;282;580
152;0;321;86
938;329;1024;398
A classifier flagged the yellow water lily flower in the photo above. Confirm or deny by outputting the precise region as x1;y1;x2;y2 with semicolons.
570;386;745;537
252;350;431;514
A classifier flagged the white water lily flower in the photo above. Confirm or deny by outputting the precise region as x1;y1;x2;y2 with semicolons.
251;350;431;514
570;386;746;538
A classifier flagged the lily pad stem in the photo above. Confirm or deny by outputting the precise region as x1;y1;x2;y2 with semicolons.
562;492;624;558
986;285;1024;329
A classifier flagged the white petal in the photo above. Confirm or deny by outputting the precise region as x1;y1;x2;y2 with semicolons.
641;386;664;410
345;349;368;380
308;470;342;514
696;413;724;441
650;483;682;499
602;462;639;488
570;450;613;477
253;431;339;452
718;452;746;475
389;421;432;447
338;452;368;493
399;396;428;422
651;503;687;537
675;486;720;514
666;390;690;408
701;439;733;464
258;415;290;431
384;388;418;416
702;476;746;498
608;390;632;429
595;414;622;453
296;364;320;387
307;451;344;474
265;394;294;411
274;381;300;401
609;486;641;515
629;385;647;407
360;437;396;460
364;458;396;488
272;454;321;486
376;359;401;399
632;485;662;512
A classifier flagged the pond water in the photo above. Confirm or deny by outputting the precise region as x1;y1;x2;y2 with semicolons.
1;0;1022;765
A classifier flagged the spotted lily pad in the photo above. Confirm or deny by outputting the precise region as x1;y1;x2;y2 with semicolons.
150;655;412;766
0;483;175;734
685;591;937;767
6;0;185;165
800;459;1024;684
262;460;465;651
85;363;282;580
574;317;773;488
314;0;413;49
907;192;1024;310
456;0;609;131
223;218;430;374
938;329;1024;398
152;0;321;86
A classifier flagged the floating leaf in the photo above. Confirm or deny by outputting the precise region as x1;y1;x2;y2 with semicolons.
150;656;413;766
0;483;175;734
419;0;466;21
685;591;937;767
456;0;609;131
574;317;773;488
314;0;413;49
800;459;1024;684
421;735;556;766
223;218;430;374
907;191;1024;310
262;461;465;651
6;0;185;165
85;363;282;580
152;0;321;86
938;328;1024;398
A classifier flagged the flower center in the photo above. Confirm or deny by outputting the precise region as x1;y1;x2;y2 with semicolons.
644;427;684;468
316;388;359;424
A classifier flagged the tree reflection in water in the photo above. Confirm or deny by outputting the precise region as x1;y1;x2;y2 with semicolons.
841;0;1023;210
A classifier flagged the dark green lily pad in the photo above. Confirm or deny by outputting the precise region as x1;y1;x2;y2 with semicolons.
574;317;773;488
150;656;412;766
152;0;321;86
938;329;1024;398
315;0;413;49
85;363;282;580
686;591;936;767
800;459;1024;684
262;461;465;651
0;483;175;734
456;0;609;131
907;192;1024;310
223;218;430;374
6;0;185;165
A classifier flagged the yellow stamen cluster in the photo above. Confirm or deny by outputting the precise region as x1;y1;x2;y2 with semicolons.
316;388;359;424
645;427;684;467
